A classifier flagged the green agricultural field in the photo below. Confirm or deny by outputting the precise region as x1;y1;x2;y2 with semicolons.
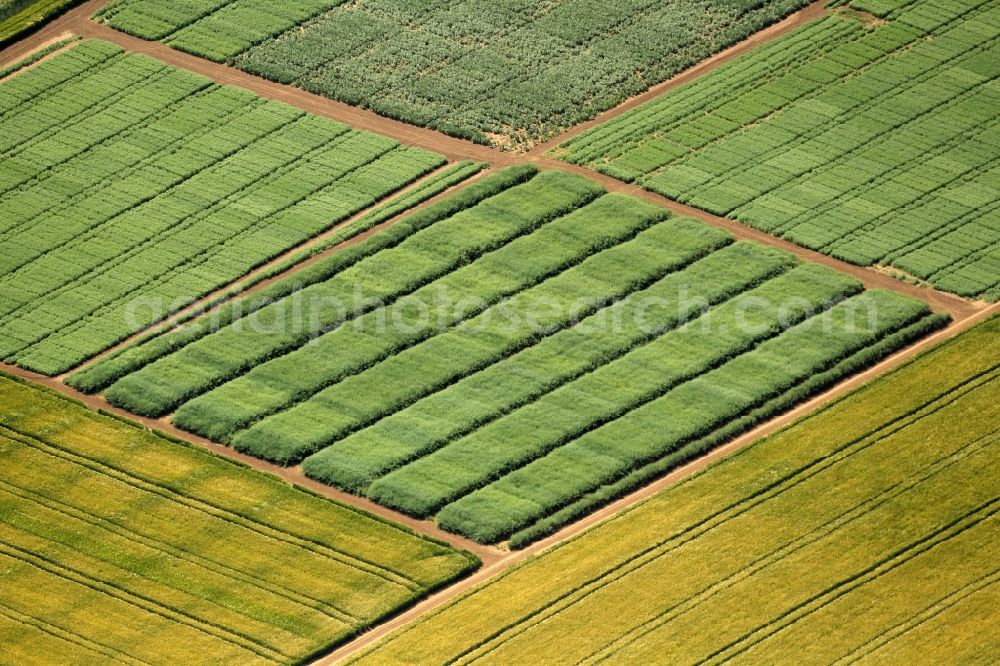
0;38;455;376
560;0;1000;300
73;165;946;544
0;374;477;665
349;314;1000;665
0;0;81;46
93;0;810;150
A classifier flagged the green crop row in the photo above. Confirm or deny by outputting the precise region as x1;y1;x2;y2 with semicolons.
95;0;810;150
560;0;1000;299
170;174;610;445
66;164;532;396
0;0;82;47
368;263;865;520
234;203;707;465
0;40;448;375
304;241;789;494
440;291;937;543
346;315;1000;665
101;168;592;422
88;166;941;543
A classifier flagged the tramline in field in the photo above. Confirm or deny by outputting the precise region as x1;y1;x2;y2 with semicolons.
0;375;476;664
73;166;947;544
0;39;454;376
348;315;1000;664
559;0;1000;300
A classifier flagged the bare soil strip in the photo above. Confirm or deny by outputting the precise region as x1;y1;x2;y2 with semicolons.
0;31;78;83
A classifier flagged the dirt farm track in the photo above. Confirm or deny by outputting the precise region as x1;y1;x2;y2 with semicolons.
1;0;996;663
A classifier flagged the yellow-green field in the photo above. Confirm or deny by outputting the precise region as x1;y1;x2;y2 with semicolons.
0;375;478;665
352;315;1000;664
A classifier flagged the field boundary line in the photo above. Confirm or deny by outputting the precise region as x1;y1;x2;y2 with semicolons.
0;368;503;563
525;0;831;158
310;303;999;665
0;476;359;625
0;31;79;82
0;423;425;593
62;163;489;380
0;600;144;665
0;540;290;662
533;159;984;319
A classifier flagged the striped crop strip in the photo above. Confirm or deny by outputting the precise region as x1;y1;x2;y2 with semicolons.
0;79;217;202
0;477;360;626
0;600;147;666
700;38;1000;223
0;109;314;329
12;134;408;363
0;541;290;662
1;61;175;160
699;497;1000;664
225;202;675;437
833;567;1000;664
305;237;746;462
876;188;1000;267
423;367;1000;664
564;18;862;164
578;427;1000;664
424;284;860;514
0;49;127;124
0;86;246;247
645;0;996;201
633;30;925;189
336;246;788;485
0;424;424;592
801;108;1000;249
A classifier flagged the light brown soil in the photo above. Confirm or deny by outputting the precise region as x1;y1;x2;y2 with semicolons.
0;4;993;665
310;300;1000;665
0;360;504;565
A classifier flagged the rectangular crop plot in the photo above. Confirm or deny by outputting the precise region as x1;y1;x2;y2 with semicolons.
0;39;447;376
559;0;1000;300
0;374;477;665
73;166;947;544
93;0;811;150
347;314;1000;666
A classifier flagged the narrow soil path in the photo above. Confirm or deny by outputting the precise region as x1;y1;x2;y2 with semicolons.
527;0;831;157
0;4;993;664
0;360;503;565
310;301;1000;665
534;159;982;319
